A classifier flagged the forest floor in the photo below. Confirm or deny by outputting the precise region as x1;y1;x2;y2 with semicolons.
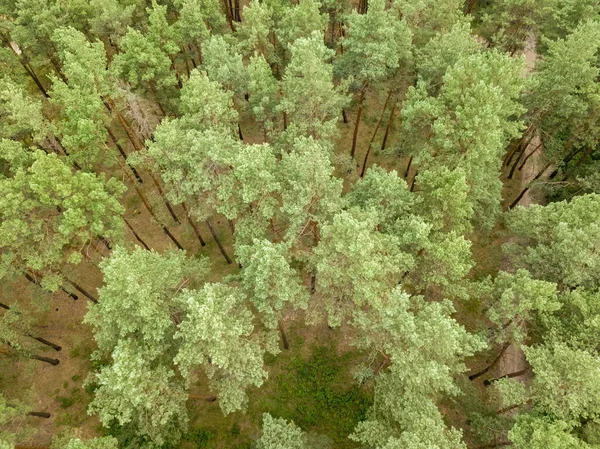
2;38;546;449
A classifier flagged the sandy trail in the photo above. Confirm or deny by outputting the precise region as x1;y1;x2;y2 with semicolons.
496;34;540;386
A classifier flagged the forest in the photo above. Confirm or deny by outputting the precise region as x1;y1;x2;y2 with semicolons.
1;0;600;448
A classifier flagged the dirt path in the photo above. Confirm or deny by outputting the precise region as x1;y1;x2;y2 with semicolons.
495;34;540;386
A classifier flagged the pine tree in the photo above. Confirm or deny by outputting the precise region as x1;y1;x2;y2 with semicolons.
350;287;485;449
0;144;124;293
505;193;600;289
174;283;267;414
336;0;412;158
279;33;348;142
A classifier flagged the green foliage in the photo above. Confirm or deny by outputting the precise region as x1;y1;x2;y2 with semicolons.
174;283;267;414
0;147;124;286
505;193;600;289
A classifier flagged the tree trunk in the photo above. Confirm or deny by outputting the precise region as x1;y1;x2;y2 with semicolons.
98;235;112;251
350;88;367;158
205;219;232;264
123;218;151;250
0;302;9;310
380;101;397;151
234;0;241;21
342;108;348;124
149;174;181;224
278;321;289;350
27;411;51;418
509;162;551;209
507;145;525;179
223;0;235;31
518;141;543;171
0;34;49;98
360;88;394;177
238;123;244;141
410;170;418;192
107;128;143;183
283;112;288;131
29;354;60;365
24;272;78;301
63;278;98;303
484;367;530;386
117;158;184;249
469;343;510;381
182;203;206;246
464;0;478;14
404;156;413;178
28;335;61;352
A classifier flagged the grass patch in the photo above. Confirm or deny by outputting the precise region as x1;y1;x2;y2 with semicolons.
254;344;371;447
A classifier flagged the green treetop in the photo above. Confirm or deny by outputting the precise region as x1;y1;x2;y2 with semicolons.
505;193;600;289
235;0;276;61
401;50;525;228
395;0;465;47
351;287;485;449
174;283;267;414
0;144;124;291
311;209;412;327
279;33;348;142
276;0;327;51
256;413;309;449
89;339;189;449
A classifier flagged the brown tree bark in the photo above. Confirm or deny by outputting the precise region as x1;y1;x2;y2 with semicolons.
182;203;206;246
360;88;394;177
149;174;181;224
278;321;289;350
107;129;143;183
28;336;61;352
380;101;397;151
509;162;551;209
404;156;413;178
63;278;98;303
27;411;51;418
350;86;367;158
469;343;510;381
24;272;78;301
29;354;60;365
123;218;151;250
205;219;232;264
484;367;530;386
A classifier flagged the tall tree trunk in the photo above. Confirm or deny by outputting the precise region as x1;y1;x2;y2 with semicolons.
0;302;9;310
123;218;151;250
223;0;235;31
238;123;244;141
464;0;478;14
360;88;394;177
234;0;241;21
24;272;78;301
278;321;289;350
205;219;232;264
507;145;525;179
518;141;543;171
149;174;181;224
29;354;60;365
469;343;510;381
404;156;413;178
27;411;51;418
350;86;367;158
380;101;397;151
410;170;418;192
0;34;49;98
107;128;143;183
28;336;62;352
509;162;551;209
484;367;530;386
63;278;98;303
181;203;206;246
342;108;348;124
